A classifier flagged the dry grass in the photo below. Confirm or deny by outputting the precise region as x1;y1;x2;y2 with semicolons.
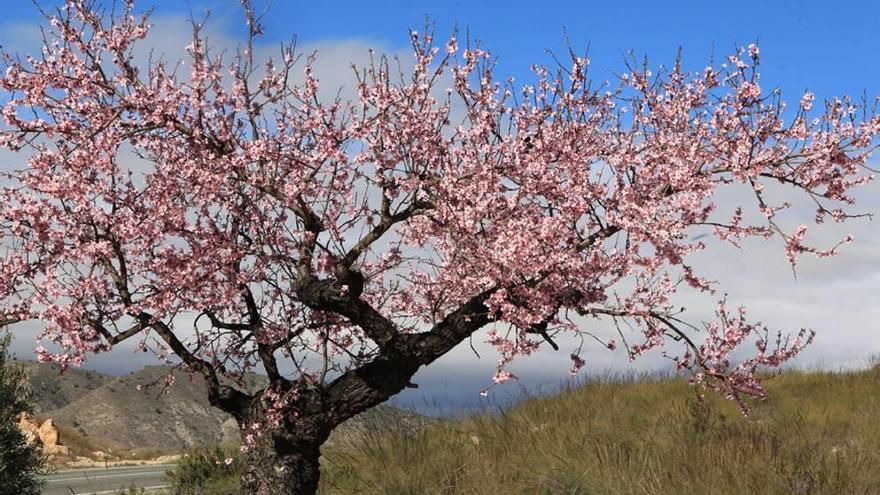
318;367;880;495
52;422;171;462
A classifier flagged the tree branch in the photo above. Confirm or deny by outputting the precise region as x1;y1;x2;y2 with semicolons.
89;318;148;346
337;198;432;271
297;277;399;350
240;285;285;384
147;317;252;420
0;317;20;329
203;311;253;331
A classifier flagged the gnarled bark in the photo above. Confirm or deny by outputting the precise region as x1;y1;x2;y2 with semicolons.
239;430;324;495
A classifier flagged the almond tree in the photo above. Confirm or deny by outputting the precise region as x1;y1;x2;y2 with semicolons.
1;2;877;493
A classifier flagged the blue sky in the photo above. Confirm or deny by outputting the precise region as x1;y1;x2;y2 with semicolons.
262;0;880;102
5;0;880;101
2;1;879;415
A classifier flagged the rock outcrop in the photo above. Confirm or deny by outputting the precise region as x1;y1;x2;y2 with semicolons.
16;413;71;456
38;418;60;446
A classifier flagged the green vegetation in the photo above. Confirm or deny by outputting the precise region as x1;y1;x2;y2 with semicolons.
112;486;147;495
164;444;241;495
0;332;48;495
318;367;880;495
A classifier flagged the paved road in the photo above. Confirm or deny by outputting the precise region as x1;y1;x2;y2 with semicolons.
41;464;172;495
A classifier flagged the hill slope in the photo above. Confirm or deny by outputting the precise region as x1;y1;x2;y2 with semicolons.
318;368;880;495
19;362;424;456
49;366;241;451
15;361;113;413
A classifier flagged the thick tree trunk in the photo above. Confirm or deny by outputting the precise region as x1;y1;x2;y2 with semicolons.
239;433;323;495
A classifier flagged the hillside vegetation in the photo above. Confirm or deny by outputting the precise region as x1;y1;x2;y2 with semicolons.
316;367;880;495
17;361;112;413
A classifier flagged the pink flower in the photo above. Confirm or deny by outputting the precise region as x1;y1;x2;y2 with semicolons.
801;91;815;111
445;37;457;55
747;43;760;59
569;353;586;375
491;370;516;384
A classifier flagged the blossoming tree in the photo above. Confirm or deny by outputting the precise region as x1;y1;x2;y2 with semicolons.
1;1;877;493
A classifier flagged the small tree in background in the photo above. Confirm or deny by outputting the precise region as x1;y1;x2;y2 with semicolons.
0;1;878;493
0;332;46;495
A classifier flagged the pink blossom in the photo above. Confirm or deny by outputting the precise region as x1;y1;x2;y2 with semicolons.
747;43;760;59
569;353;586;375
801;91;815;111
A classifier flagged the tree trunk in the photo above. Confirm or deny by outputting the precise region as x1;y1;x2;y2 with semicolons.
239;433;323;495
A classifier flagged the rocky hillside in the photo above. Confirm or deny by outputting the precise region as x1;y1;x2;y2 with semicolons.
16;361;423;455
49;365;243;451
16;361;113;412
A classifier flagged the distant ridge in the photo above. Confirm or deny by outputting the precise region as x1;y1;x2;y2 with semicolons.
16;361;113;413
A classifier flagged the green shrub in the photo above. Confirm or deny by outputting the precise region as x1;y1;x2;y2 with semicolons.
112;486;146;495
0;331;48;495
165;445;241;495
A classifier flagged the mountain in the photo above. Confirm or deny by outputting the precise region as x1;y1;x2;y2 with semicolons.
48;365;242;451
16;361;423;455
16;361;113;413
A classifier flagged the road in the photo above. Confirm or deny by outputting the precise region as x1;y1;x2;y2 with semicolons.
41;464;172;495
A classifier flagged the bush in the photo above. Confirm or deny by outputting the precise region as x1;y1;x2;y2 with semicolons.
0;331;48;495
165;445;241;495
112;486;145;495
